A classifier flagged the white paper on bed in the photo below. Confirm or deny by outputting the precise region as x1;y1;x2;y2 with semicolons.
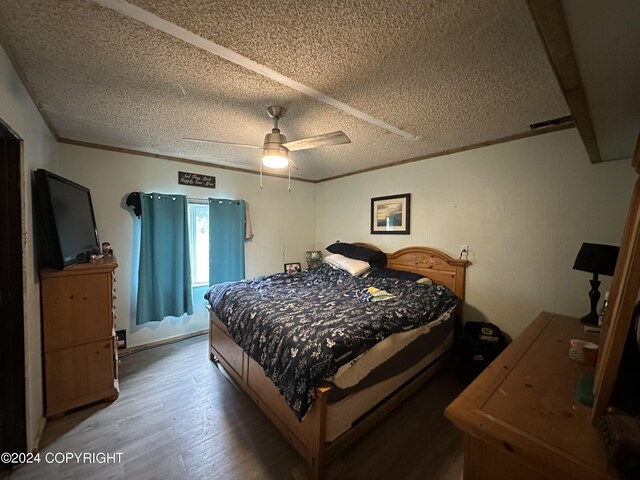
330;307;454;388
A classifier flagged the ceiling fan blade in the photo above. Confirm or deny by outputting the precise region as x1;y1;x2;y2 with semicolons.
183;137;263;149
282;131;351;152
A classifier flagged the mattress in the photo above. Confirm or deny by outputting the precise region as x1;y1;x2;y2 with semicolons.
329;310;453;392
325;330;454;442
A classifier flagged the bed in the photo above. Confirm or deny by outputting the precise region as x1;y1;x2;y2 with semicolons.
206;244;468;478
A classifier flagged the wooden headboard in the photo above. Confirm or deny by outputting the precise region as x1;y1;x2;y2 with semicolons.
353;243;469;301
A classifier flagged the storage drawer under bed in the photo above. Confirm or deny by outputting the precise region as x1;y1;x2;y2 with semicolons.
210;317;245;380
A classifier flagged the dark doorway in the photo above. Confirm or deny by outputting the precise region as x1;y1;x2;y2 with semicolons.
0;118;27;469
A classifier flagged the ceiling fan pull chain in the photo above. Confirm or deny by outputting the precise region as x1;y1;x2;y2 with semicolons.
288;163;291;192
260;160;263;189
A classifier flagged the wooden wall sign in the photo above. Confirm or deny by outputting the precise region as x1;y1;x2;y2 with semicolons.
178;171;216;189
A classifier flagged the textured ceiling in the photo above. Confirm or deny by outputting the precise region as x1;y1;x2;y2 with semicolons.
0;0;570;180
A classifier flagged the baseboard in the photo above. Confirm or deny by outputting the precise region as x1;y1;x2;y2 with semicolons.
119;329;208;357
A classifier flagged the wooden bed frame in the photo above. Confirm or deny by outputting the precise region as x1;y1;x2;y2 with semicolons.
207;244;468;478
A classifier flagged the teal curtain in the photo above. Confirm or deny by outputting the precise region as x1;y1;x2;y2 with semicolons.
137;193;193;324
209;198;245;285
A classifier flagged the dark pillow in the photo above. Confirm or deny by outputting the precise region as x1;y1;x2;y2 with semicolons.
366;268;424;282
326;242;387;268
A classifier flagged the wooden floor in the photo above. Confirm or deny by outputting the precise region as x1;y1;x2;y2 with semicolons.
8;335;465;480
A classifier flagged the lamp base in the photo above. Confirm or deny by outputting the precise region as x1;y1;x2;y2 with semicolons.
580;311;600;325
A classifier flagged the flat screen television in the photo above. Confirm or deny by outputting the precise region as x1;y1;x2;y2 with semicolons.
34;169;100;269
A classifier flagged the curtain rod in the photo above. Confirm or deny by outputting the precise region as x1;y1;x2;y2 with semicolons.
188;197;242;205
142;195;240;205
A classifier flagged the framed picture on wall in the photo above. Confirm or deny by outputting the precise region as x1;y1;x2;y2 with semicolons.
371;193;411;234
284;262;301;275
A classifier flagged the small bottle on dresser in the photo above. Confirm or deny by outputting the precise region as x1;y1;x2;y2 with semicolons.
599;291;610;327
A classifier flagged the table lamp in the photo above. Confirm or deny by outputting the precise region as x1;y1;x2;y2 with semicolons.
305;250;322;269
572;242;619;325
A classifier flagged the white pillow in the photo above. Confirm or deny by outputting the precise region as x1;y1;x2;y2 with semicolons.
416;277;433;285
324;253;370;276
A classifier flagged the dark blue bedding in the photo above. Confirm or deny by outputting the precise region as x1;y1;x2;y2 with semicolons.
205;263;457;420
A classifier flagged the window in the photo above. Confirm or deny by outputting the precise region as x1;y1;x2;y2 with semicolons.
188;201;209;287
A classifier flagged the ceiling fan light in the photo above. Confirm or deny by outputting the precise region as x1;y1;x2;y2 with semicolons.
262;150;289;169
262;154;289;169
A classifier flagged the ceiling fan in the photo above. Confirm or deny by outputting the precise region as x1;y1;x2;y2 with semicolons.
184;106;351;190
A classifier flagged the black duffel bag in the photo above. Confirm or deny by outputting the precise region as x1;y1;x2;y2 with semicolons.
458;321;507;379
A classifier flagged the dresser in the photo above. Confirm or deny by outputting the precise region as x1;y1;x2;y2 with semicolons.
445;312;616;480
40;257;119;417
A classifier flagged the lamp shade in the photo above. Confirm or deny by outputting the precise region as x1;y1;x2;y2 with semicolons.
572;242;619;276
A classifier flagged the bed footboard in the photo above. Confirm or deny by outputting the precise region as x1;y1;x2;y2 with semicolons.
209;308;328;479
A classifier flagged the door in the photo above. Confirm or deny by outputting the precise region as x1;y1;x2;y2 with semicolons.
0;118;27;467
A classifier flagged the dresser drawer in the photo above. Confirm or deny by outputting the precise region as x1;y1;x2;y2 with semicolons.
45;339;115;416
41;273;112;350
211;321;245;380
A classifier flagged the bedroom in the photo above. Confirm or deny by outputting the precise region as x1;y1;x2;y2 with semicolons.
1;0;638;479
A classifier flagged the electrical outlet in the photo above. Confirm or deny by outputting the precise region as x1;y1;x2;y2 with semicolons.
460;245;469;257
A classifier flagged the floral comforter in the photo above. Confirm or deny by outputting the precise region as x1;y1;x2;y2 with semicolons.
205;263;457;420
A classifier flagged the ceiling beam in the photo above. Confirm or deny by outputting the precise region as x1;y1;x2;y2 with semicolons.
92;0;417;141
527;0;601;163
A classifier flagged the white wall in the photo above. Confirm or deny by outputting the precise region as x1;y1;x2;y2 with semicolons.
315;129;635;338
0;46;58;450
57;145;317;347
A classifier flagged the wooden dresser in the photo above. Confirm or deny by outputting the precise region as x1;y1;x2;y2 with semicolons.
40;257;119;417
445;312;616;480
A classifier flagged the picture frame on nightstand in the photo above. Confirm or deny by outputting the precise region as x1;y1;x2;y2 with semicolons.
284;262;301;275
